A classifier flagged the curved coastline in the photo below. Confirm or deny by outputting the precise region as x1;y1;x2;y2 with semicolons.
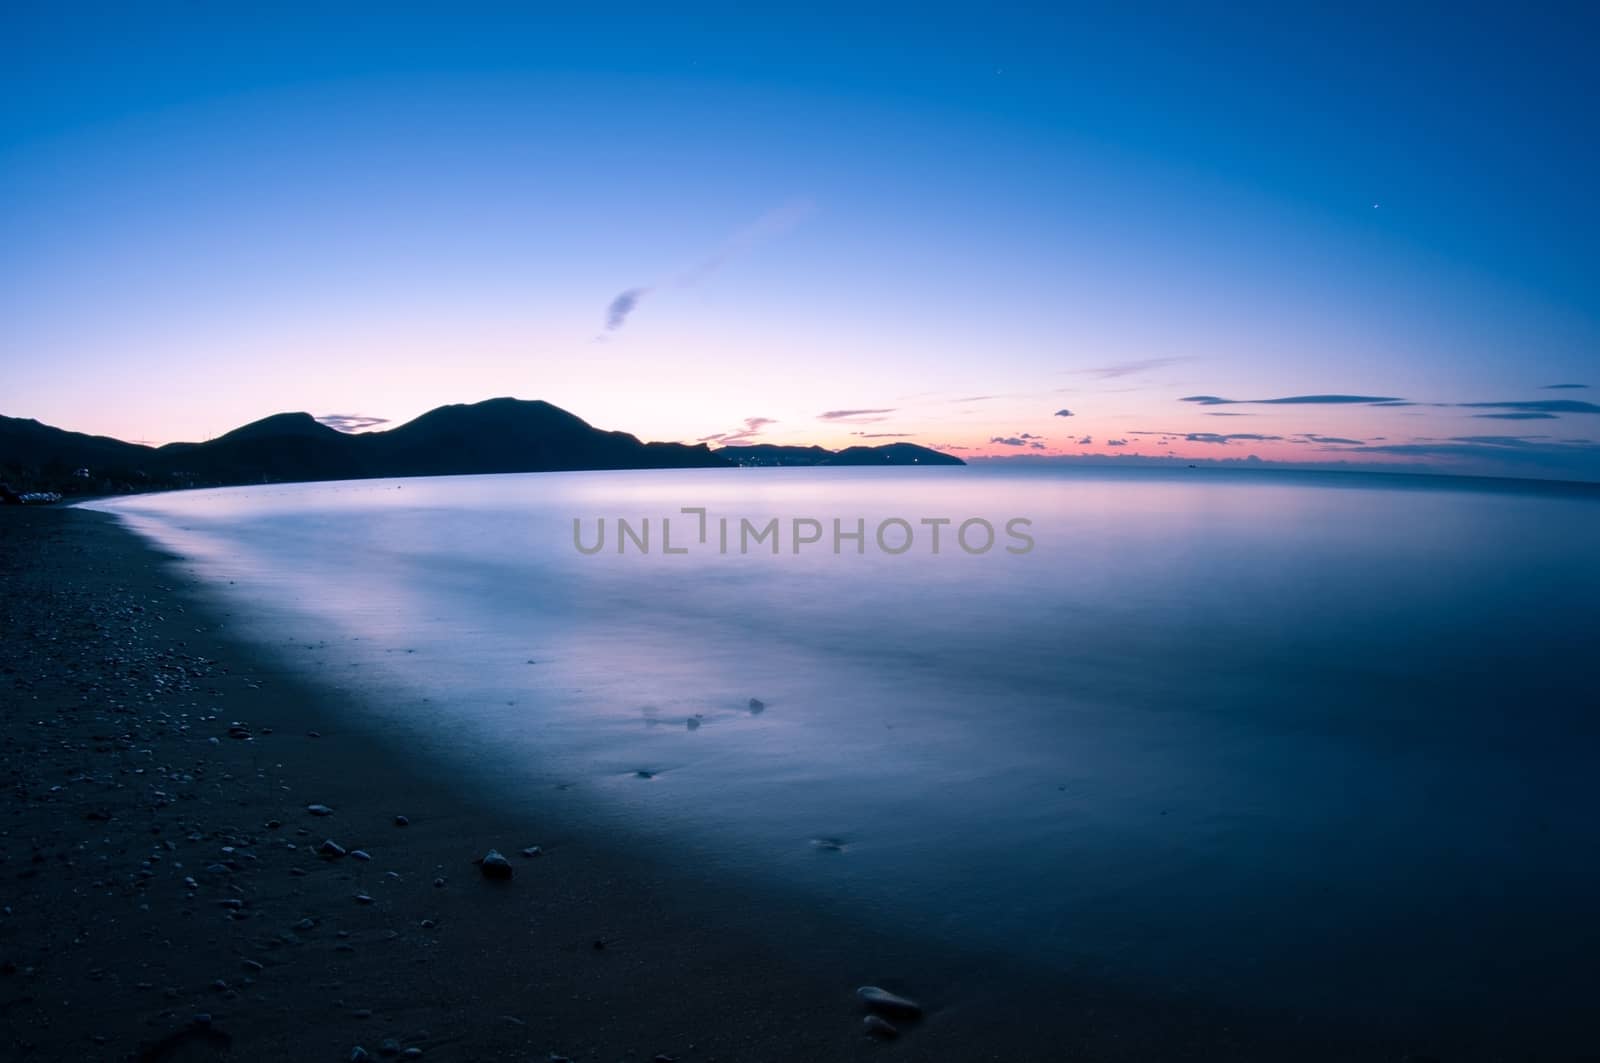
0;503;1545;1061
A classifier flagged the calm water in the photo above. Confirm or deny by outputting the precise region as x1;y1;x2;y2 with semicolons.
86;467;1600;1034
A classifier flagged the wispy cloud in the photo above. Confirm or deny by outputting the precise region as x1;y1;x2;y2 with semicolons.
1449;435;1554;446
698;416;776;446
819;408;895;424
1304;434;1364;445
1458;400;1600;415
1472;412;1559;420
851;431;915;438
1542;383;1589;390
1185;432;1284;445
316;414;390;432
1131;430;1284;445
1182;394;1402;406
991;433;1046;449
601;199;814;334
1071;357;1188;379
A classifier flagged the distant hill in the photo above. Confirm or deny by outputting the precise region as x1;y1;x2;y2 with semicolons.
716;442;964;467
0;398;962;494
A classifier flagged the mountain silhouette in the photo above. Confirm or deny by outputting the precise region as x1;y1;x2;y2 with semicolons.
1;398;962;494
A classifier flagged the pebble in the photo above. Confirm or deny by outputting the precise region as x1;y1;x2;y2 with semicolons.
393;815;409;827
319;840;347;858
241;959;263;972
857;986;922;1018
520;846;542;858
350;1049;370;1062
354;893;374;905
478;850;513;879
306;803;334;816
748;697;766;713
863;1015;899;1039
350;850;371;861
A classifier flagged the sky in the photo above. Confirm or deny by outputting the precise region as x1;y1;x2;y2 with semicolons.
2;5;1598;480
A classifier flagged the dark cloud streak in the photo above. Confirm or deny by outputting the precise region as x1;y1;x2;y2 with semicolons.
604;287;650;331
1458;400;1600;415
819;408;896;421
1472;412;1559;420
1183;394;1403;406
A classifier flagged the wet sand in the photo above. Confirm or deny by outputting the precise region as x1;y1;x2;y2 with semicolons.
2;505;1439;1061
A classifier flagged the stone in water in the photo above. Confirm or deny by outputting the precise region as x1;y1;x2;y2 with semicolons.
857;986;921;1018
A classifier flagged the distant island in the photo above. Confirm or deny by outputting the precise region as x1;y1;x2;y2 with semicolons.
0;397;963;496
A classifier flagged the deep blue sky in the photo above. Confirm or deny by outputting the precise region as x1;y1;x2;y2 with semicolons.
3;5;1597;478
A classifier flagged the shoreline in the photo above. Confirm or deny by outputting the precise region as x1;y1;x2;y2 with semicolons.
4;505;1453;1061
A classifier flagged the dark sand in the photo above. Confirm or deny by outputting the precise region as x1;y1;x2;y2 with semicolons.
2;506;1443;1062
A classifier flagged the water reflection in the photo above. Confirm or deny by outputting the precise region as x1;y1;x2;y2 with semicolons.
86;467;1600;1033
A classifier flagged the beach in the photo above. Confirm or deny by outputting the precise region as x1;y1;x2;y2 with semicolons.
0;505;1235;1062
3;503;963;1062
4;499;1586;1061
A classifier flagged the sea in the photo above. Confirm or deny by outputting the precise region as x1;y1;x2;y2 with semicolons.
84;464;1600;1045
